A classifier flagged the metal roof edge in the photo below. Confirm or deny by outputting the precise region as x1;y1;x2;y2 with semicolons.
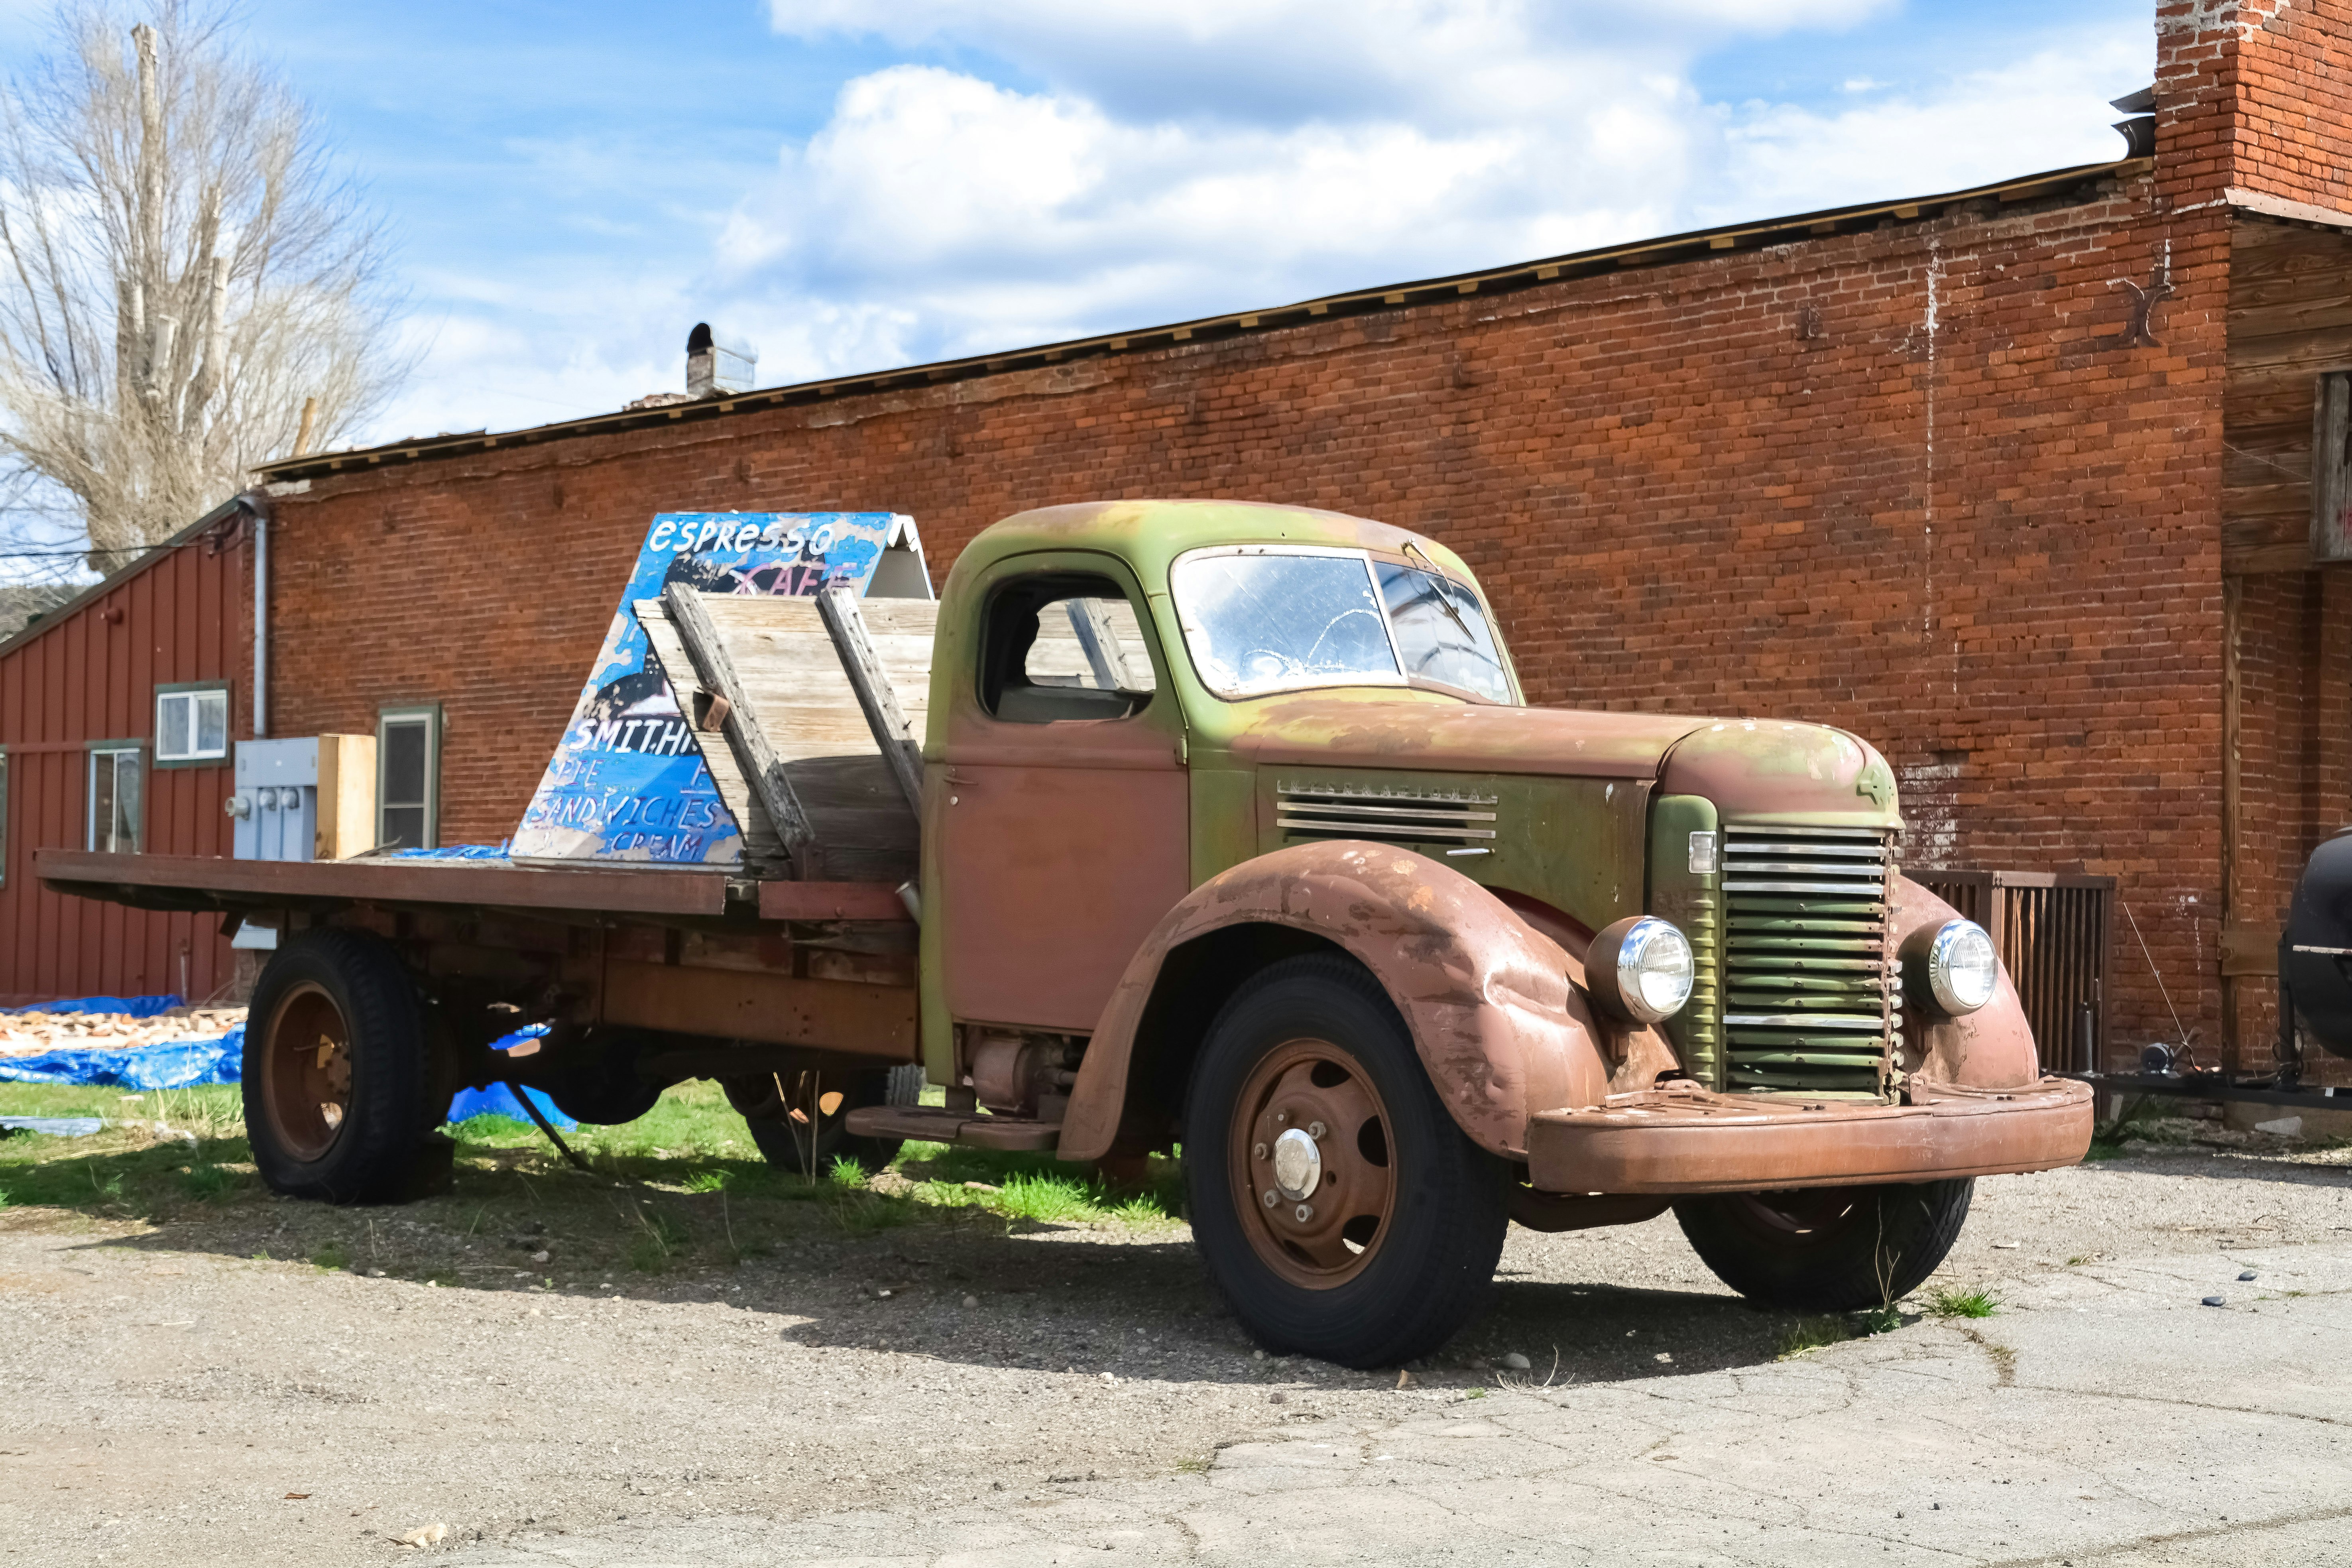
256;155;2149;486
0;495;254;667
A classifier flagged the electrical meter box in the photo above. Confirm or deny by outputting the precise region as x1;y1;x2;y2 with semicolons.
229;736;376;861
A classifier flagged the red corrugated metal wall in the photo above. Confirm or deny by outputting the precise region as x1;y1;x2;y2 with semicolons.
0;522;250;1005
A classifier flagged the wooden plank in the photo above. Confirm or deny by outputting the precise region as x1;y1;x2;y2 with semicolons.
2316;370;2352;563
34;848;734;917
815;584;924;814
634;604;789;876
696;594;936;884
2223;541;2315;574
759;880;915;922
662;581;821;878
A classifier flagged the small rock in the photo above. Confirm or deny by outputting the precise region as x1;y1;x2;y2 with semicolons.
1268;1392;1286;1404
1653;1352;1673;1364
529;1251;549;1264
1099;1371;1117;1385
2237;1270;2256;1282
1500;1352;1531;1371
2202;1296;2226;1308
391;1522;446;1548
1463;1355;1490;1371
962;1294;979;1309
1252;1350;1266;1361
369;1269;386;1278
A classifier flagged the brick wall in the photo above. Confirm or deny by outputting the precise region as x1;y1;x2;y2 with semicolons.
265;164;2238;1058
2160;0;2352;216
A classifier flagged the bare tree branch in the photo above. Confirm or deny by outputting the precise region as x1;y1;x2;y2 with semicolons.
0;0;407;571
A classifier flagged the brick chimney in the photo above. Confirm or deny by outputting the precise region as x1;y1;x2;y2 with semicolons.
2155;0;2352;218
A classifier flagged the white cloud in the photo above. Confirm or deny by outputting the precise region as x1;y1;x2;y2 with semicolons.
360;3;2151;443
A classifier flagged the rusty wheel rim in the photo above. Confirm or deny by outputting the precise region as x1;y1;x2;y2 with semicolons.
261;981;352;1163
1226;1037;1396;1291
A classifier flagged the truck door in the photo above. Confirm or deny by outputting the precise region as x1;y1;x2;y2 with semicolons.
934;560;1188;1034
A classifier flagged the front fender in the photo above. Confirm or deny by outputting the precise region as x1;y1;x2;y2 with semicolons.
1891;875;2041;1088
1057;840;1612;1162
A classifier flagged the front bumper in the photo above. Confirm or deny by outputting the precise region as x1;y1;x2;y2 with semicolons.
1525;1077;2094;1196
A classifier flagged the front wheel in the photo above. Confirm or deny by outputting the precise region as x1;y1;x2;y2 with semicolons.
1185;954;1508;1368
1674;1179;1974;1311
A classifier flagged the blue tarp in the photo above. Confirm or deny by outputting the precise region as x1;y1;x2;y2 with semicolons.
0;1014;578;1129
449;1025;576;1129
0;1025;244;1090
387;842;511;860
16;994;184;1019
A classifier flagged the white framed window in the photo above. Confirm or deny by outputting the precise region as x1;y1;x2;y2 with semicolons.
378;705;440;850
154;683;230;765
87;743;142;853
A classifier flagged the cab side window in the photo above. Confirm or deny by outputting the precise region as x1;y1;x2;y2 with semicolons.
981;573;1157;724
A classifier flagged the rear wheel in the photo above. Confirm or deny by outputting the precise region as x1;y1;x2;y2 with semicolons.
242;930;433;1204
733;1064;923;1175
1674;1179;1974;1311
1186;954;1508;1368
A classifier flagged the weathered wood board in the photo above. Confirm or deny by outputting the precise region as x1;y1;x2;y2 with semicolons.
636;595;939;884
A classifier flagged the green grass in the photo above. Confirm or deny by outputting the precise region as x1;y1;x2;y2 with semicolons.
1929;1286;2000;1319
1854;1302;1904;1336
1775;1316;1859;1359
0;1077;1188;1289
181;1163;243;1201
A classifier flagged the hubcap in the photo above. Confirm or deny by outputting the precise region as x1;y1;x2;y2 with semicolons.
261;981;353;1163
1271;1127;1322;1200
1226;1037;1396;1290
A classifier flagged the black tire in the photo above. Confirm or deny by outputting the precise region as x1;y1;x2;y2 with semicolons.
543;1029;665;1125
739;1063;924;1175
1185;954;1509;1368
1674;1179;1974;1311
242;929;433;1204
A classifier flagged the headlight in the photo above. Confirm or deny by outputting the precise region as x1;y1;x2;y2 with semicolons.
1587;915;1694;1025
1917;919;2000;1015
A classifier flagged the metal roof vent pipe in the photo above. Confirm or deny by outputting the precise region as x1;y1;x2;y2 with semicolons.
2110;85;2155;159
686;323;757;398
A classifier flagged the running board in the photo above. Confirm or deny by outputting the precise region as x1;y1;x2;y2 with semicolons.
844;1104;1061;1152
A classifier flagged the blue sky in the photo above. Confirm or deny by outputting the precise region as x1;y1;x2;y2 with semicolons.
4;0;2158;449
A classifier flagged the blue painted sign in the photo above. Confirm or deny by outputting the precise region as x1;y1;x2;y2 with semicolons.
510;512;926;869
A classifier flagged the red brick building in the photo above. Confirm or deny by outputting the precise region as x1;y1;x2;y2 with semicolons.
8;2;2350;1070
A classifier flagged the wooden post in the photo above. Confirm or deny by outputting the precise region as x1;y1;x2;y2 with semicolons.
662;582;821;879
1067;598;1135;690
815;584;925;817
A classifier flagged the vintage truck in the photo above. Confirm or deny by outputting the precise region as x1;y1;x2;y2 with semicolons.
41;499;2094;1367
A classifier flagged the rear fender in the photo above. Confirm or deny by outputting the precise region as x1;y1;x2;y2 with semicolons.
1057;840;1612;1161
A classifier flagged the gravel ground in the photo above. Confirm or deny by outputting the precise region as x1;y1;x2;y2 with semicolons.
1;1140;2348;1566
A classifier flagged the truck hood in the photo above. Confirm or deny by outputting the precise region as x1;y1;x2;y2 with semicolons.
1229;694;1899;822
1230;693;1708;779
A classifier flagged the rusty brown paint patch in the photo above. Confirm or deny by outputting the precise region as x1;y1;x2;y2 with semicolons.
1059;839;1613;1163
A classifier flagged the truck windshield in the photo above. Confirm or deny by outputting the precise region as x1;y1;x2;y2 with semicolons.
1170;547;1514;702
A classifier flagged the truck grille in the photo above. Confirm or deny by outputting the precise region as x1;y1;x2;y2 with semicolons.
1720;824;1894;1098
1275;782;1498;846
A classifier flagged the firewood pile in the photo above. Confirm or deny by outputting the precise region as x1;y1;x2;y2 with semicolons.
0;1007;245;1058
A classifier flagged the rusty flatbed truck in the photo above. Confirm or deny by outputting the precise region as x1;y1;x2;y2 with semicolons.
40;499;2094;1367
